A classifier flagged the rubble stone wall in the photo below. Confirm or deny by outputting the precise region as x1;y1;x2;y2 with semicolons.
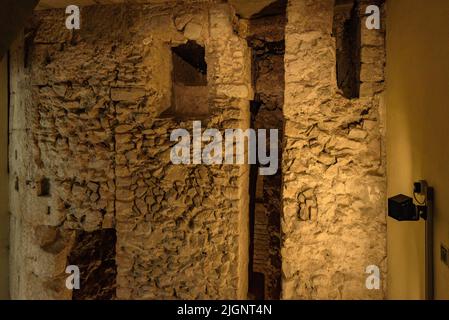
9;0;388;300
9;2;251;299
281;0;387;299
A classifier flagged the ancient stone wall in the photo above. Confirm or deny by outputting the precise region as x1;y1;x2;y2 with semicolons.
9;0;388;300
281;0;387;299
9;1;251;299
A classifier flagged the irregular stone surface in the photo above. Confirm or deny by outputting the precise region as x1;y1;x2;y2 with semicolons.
281;0;387;300
9;2;251;300
9;0;387;301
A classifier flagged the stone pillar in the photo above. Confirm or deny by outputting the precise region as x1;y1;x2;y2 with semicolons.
282;0;387;299
9;28;75;299
115;2;252;300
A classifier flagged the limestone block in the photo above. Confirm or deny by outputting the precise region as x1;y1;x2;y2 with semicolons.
111;88;146;102
184;22;203;40
360;62;385;82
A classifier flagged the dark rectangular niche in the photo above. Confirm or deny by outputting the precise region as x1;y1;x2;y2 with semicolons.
333;0;361;99
160;40;209;120
67;229;117;300
37;177;50;197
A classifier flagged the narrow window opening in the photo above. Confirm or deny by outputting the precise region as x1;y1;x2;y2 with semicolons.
162;40;209;120
333;0;361;99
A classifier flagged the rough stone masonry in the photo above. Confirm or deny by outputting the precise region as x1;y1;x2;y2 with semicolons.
8;0;387;299
10;1;251;299
282;0;386;299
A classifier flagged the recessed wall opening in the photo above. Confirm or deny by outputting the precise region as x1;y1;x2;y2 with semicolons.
168;40;209;119
247;0;286;300
333;0;361;99
67;229;117;300
37;177;50;197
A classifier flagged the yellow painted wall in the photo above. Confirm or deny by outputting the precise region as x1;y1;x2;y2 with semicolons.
0;56;9;299
386;0;449;300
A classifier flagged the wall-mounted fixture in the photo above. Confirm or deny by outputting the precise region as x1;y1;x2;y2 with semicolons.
388;180;429;221
388;194;420;221
388;180;434;300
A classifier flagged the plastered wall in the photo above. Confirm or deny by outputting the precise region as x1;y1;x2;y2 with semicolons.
386;0;449;300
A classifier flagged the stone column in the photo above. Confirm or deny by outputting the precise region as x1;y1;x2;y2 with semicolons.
282;0;387;299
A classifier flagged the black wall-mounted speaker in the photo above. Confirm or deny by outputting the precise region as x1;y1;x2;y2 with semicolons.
388;194;419;221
